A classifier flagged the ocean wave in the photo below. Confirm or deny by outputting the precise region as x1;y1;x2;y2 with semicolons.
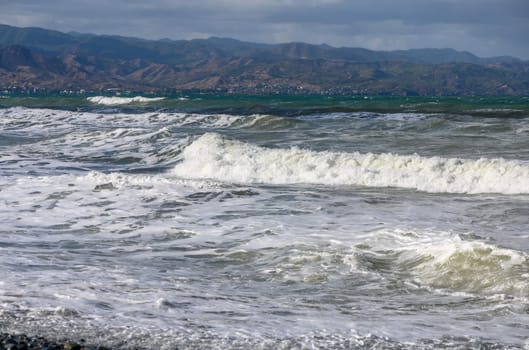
297;112;428;121
87;96;166;105
355;229;529;296
172;133;529;194
256;227;529;296
0;107;289;131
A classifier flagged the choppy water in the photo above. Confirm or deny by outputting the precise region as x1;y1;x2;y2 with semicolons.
1;95;529;349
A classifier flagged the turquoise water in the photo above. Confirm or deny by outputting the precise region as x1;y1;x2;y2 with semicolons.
2;94;529;117
1;95;529;349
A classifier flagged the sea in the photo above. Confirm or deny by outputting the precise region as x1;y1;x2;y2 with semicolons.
1;94;529;349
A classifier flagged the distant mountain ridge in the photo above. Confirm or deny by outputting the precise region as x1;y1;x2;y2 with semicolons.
0;24;521;65
1;24;528;95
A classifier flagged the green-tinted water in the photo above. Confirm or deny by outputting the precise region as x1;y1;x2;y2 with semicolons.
2;94;529;117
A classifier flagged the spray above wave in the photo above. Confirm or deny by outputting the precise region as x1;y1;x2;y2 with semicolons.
173;133;529;194
87;96;166;105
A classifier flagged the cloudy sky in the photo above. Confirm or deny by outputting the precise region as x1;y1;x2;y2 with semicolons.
1;0;528;58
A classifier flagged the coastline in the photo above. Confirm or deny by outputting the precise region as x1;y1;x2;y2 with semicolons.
0;333;110;350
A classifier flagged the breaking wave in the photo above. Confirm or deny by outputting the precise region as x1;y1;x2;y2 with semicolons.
355;229;529;296
172;133;529;194
87;96;166;105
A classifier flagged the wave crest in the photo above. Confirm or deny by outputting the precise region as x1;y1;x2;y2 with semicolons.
87;96;166;105
172;133;529;194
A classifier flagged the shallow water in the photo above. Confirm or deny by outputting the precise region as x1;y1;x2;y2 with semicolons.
1;95;529;349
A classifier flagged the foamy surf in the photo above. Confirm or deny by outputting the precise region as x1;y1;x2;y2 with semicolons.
87;96;166;105
4;97;529;349
173;133;529;194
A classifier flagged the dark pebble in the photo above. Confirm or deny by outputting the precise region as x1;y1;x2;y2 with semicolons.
0;333;111;350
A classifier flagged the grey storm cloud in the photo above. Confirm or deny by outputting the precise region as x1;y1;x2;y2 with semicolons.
0;0;528;58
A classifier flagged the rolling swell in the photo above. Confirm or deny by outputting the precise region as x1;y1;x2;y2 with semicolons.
0;107;291;130
173;133;529;194
1;108;295;167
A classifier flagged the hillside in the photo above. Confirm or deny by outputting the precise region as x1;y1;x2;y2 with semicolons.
1;24;528;95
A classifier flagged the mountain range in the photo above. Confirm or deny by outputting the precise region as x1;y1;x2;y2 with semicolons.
1;24;528;95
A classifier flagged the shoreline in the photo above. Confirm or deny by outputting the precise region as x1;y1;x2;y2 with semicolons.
0;333;111;350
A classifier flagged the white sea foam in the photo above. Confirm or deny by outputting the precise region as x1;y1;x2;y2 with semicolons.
0;171;224;233
172;133;529;194
87;96;166;105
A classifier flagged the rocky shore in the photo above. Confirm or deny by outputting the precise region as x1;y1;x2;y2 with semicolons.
0;333;110;350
